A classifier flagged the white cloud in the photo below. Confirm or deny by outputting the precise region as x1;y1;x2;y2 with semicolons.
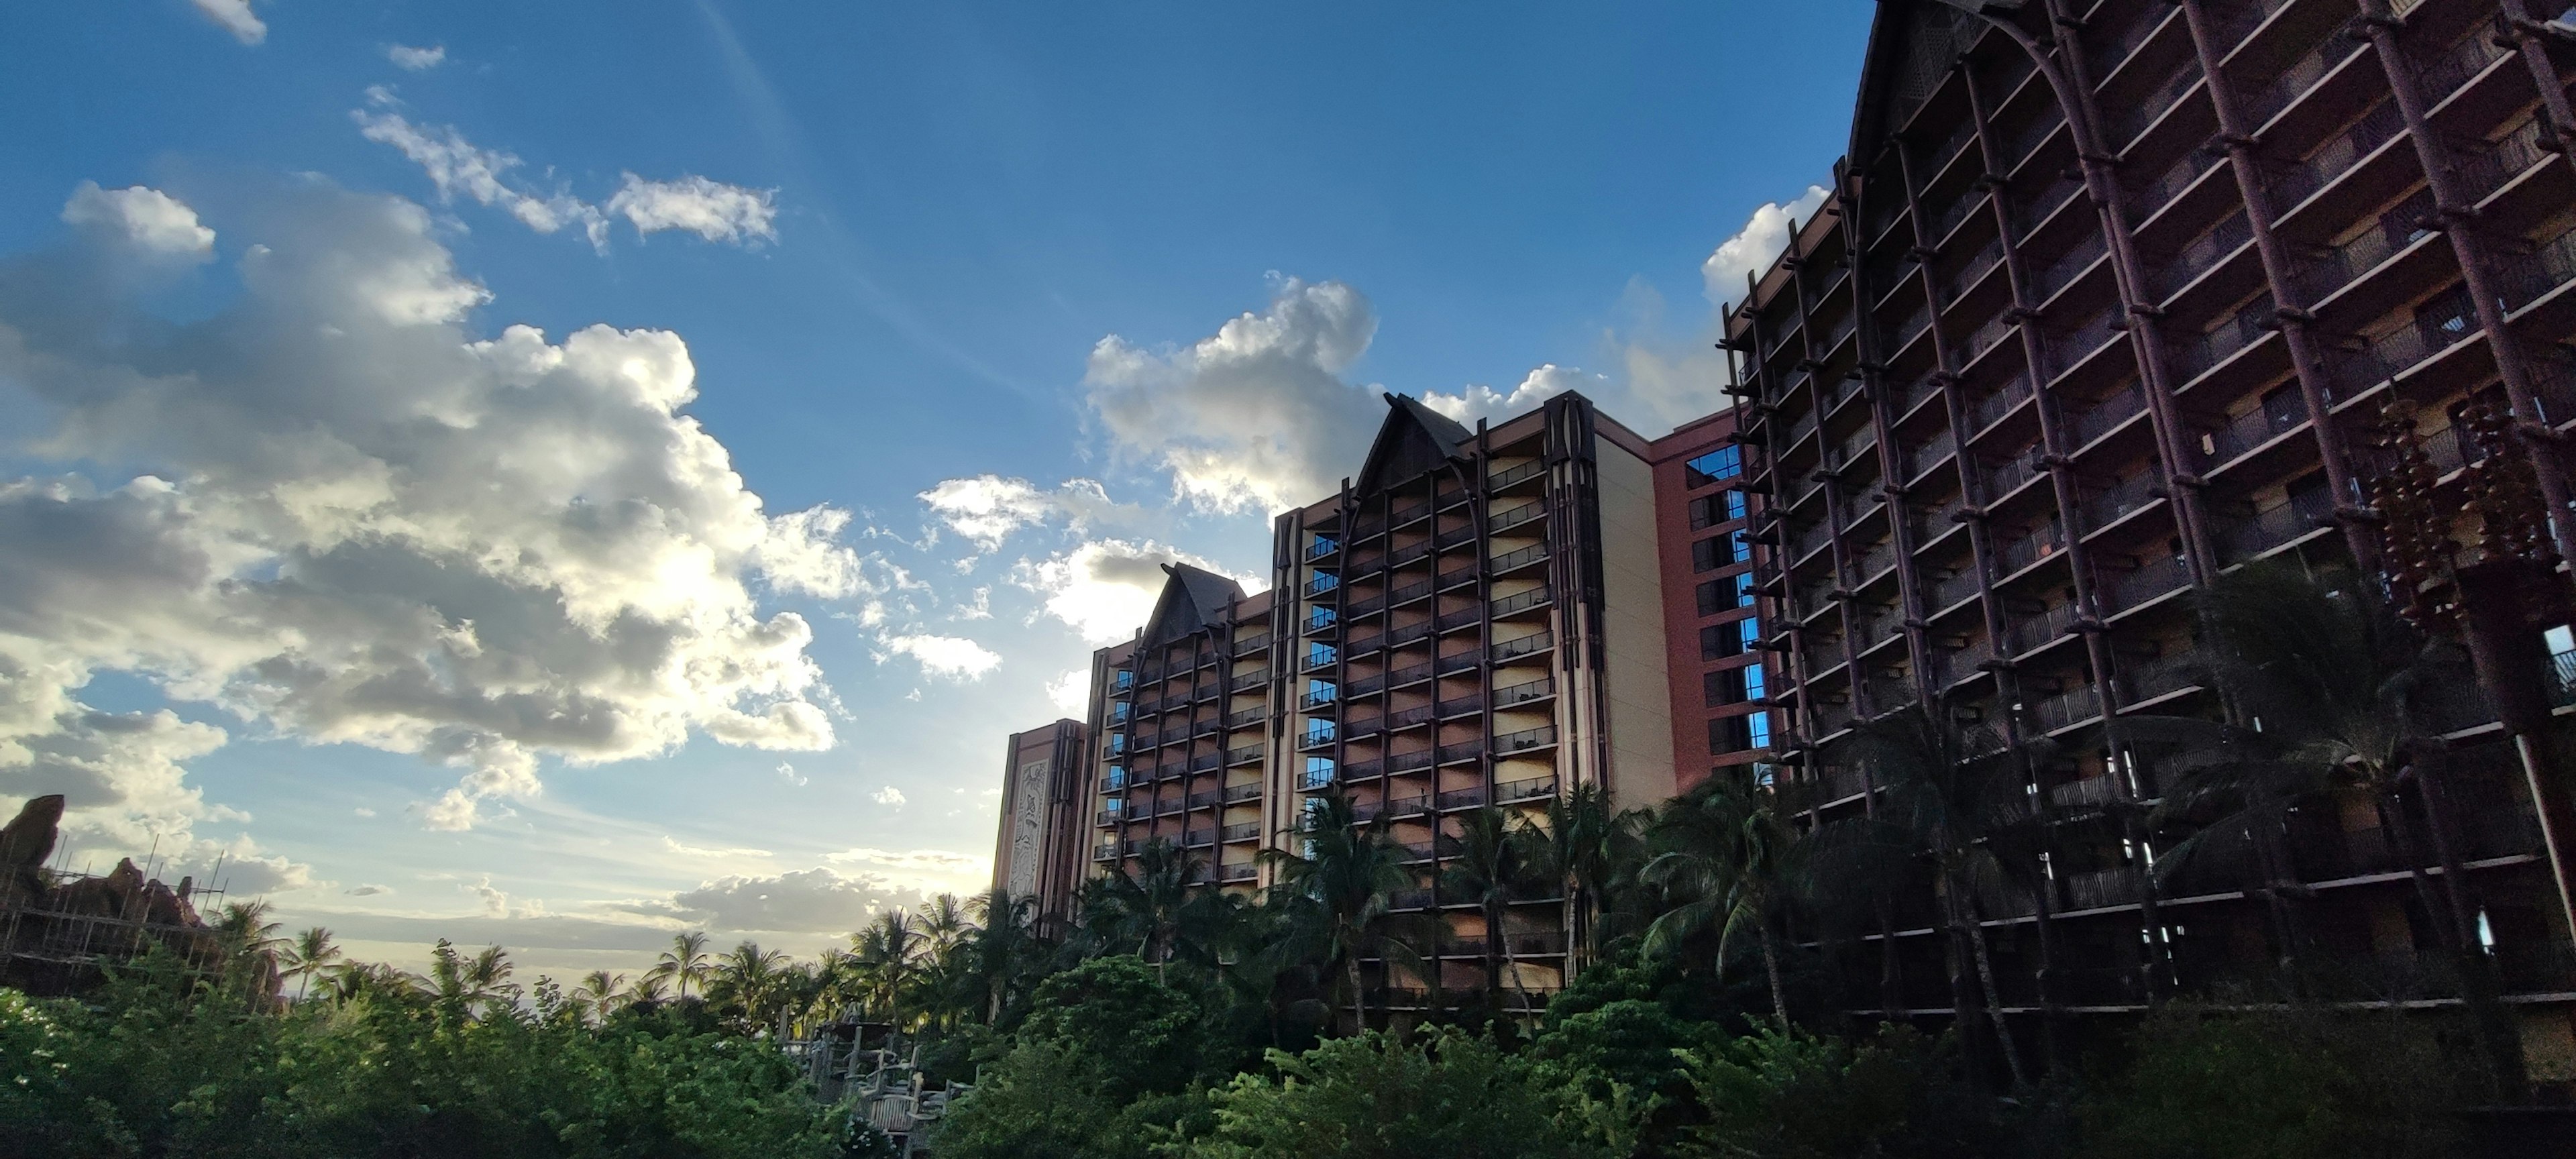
661;867;925;935
0;178;853;836
353;806;376;817
605;174;778;245
190;0;266;44
871;786;906;807
1701;185;1829;308
60;182;217;262
775;761;806;786
917;476;1134;551
1046;668;1091;716
1085;277;1384;513
878;634;1001;681
353;107;609;248
1013;538;1253;645
1419;364;1599;427
387;44;446;71
345;883;392;896
661;834;771;859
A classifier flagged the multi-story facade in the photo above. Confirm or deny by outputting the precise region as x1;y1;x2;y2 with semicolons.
1060;392;1692;1003
1727;0;2576;1046
1650;412;1774;793
989;719;1089;927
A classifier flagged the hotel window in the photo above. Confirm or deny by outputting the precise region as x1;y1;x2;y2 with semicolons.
1703;662;1766;706
1686;445;1743;488
1688;489;1750;529
1306;606;1338;632
1700;617;1760;661
1691;531;1750;572
1697;573;1757;615
1709;714;1756;754
1114;669;1135;692
1305;641;1338;670
1303;757;1336;789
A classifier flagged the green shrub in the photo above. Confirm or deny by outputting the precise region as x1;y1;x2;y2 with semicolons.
1188;1028;1619;1159
2077;1005;2469;1159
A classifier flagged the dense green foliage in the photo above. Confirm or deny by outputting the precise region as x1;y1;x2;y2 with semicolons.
0;953;851;1159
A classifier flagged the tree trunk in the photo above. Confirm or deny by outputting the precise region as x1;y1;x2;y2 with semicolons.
1876;895;1903;1022
1962;901;2029;1090
1759;925;1788;1027
2385;783;2529;1099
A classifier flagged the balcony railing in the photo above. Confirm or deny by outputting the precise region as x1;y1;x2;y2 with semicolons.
2241;23;2366;127
1489;500;1546;534
1901;432;1956;481
1490;584;1552;617
1495;677;1555;708
2010;171;2085;237
2045;309;2123;380
1930;567;1984;611
2098;553;2190;614
2001;600;2082;657
1892;301;1935;352
2149;210;2251;302
2118;651;2206;705
2168;294;2274;384
1945;240;2007;302
2218;488;2335;563
2033;233;2108;301
2080;472;2162;531
2415;23;2514;105
2269;101;2404;213
2031;682;2103;732
2495;225;2576;315
1487;459;1546;490
2330;311;2473;396
2105;60;2201;148
2069;384;2145;447
1966;374;2035;433
1493;631;1554;662
1490;542;1550;573
1977;449;2045;501
2293;190;2433;306
2458;115;2554;203
2199;398;2307;472
1994;520;2065;575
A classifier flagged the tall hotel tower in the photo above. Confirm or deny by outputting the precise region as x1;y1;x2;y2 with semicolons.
1731;0;2576;1028
1051;393;1689;1001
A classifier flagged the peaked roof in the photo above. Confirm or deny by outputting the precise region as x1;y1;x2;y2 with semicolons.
1138;563;1248;650
1353;393;1477;493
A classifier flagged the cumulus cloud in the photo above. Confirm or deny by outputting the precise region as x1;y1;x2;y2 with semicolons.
190;0;266;44
877;634;1001;681
1419;364;1599;427
60;182;217;262
605;174;778;245
871;786;906;807
918;476;1135;551
1701;185;1829;308
0;178;857;837
1013;539;1252;645
353;105;777;251
664;867;926;934
1046;668;1091;716
775;761;806;786
345;883;392;897
387;44;446;70
1085;278;1384;513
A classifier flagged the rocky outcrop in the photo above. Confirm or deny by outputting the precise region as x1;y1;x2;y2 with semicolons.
0;795;237;997
0;795;63;904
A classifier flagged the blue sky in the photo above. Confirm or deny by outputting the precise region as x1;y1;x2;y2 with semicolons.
0;0;1866;977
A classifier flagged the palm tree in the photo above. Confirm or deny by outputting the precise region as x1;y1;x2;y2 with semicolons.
1638;773;1800;1025
1089;838;1210;982
1441;806;1538;1010
1514;785;1646;967
625;972;672;1009
709;940;791;1034
280;926;342;1003
2143;561;2525;1093
575;970;626;1022
851;911;924;1022
963;888;1041;1024
649;930;714;999
1261;790;1424;1032
1819;701;2033;1089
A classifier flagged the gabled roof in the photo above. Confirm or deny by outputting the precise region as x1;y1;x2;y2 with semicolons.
1846;0;1990;172
1138;563;1248;650
1353;392;1477;493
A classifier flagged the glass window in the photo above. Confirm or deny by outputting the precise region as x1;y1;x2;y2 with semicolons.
1727;490;1748;522
1307;606;1338;631
1688;492;1748;530
1303;757;1336;789
1748;712;1773;749
1731;530;1752;563
1744;663;1766;702
1305;720;1337;745
1686;445;1744;487
1306;641;1338;669
1114;669;1135;691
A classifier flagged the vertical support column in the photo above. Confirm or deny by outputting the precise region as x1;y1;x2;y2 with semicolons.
2497;0;2576;154
1847;162;1941;708
2033;0;2224;580
1896;123;2012;708
2177;0;2385;572
1965;60;2123;724
2357;0;2576;567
